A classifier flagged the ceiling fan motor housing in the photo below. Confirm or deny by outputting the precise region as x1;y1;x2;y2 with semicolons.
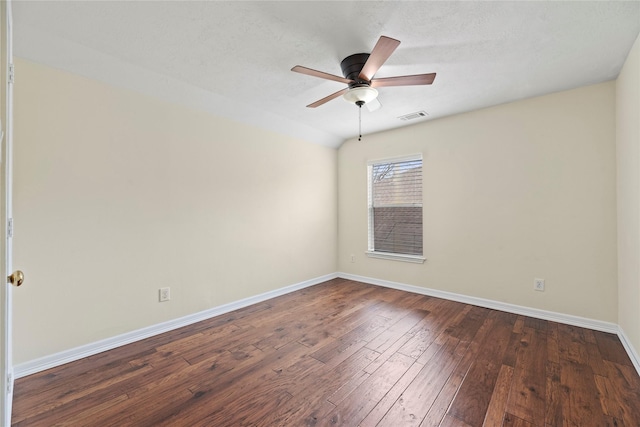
341;53;371;85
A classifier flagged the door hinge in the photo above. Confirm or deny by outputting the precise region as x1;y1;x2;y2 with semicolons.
7;218;13;238
8;63;15;84
6;372;12;394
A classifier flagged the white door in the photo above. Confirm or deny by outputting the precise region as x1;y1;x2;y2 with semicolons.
1;1;16;425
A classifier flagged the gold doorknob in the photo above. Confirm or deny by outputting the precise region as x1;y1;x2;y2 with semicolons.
7;270;24;287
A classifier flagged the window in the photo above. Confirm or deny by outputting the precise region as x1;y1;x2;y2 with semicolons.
367;155;425;263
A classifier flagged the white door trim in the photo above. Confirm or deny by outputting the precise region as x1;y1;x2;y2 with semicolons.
2;1;14;424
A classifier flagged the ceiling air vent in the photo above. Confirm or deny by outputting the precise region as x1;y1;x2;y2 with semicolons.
398;111;429;121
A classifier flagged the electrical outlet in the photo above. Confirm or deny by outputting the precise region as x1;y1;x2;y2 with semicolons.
159;287;170;302
534;278;545;292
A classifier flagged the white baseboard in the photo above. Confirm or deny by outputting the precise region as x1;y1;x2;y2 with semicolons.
338;272;640;375
618;326;640;375
338;272;619;333
14;271;640;379
14;273;337;379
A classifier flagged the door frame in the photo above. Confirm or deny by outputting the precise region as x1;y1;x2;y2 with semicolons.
1;0;14;424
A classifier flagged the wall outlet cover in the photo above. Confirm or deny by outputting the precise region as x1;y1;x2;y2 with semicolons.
159;287;171;302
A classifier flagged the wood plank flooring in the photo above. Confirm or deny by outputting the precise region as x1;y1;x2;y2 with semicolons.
11;278;640;426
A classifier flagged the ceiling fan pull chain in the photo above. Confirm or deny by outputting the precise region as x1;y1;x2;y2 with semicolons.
357;100;364;141
359;105;362;141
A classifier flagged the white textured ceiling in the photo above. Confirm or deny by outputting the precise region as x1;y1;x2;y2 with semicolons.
12;1;640;148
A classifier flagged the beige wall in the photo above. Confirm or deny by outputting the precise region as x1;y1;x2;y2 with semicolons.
12;58;338;364
339;82;618;322
617;33;640;355
12;52;632;366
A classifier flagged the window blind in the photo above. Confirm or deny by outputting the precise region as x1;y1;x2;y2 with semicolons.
368;157;423;256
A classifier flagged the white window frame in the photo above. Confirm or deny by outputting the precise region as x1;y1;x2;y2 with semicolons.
366;154;426;264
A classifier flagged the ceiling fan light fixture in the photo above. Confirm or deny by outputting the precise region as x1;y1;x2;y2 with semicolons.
343;85;378;104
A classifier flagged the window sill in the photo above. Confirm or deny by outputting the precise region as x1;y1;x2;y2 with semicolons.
365;251;426;264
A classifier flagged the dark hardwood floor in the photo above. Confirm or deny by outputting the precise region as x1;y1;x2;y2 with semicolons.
11;278;640;426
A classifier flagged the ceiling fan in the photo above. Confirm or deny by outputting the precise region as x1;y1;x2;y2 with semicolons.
292;35;436;111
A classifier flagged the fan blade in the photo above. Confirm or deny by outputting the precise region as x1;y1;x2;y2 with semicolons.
307;88;349;108
358;36;401;81
292;65;353;84
371;73;436;87
366;98;382;112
